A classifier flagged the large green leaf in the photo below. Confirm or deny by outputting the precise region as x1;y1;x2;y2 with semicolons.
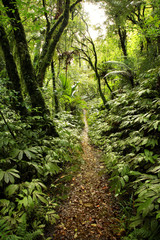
5;184;19;196
0;170;4;181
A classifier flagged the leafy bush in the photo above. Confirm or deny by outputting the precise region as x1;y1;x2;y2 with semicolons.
0;104;82;238
88;69;160;239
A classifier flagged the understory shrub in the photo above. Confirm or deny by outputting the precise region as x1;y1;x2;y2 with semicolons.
0;105;82;239
88;69;160;239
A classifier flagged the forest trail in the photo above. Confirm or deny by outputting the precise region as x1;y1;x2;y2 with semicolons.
52;110;120;240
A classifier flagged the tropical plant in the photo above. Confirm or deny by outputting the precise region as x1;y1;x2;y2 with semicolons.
88;67;160;239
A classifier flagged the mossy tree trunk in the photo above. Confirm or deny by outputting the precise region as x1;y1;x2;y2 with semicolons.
2;0;49;116
0;23;28;116
157;35;160;55
1;0;59;136
1;0;81;136
118;26;127;57
51;60;59;114
36;0;82;87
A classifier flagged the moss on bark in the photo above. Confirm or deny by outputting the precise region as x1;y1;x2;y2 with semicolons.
2;0;48;115
0;23;28;116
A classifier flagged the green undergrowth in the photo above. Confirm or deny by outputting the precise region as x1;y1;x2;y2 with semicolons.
0;109;83;240
88;69;160;239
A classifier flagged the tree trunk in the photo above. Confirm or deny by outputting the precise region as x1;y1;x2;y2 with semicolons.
0;24;28;116
92;37;107;106
157;35;160;55
95;70;107;106
55;0;64;19
2;0;58;136
37;0;71;87
2;0;49;115
118;26;127;57
51;61;59;114
104;77;113;93
36;0;82;87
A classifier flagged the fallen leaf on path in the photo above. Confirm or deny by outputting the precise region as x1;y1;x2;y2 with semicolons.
81;221;87;225
74;232;78;238
84;203;93;208
102;186;108;189
60;175;65;179
91;223;97;227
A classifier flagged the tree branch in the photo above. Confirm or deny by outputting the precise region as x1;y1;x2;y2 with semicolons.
36;0;82;86
42;0;50;33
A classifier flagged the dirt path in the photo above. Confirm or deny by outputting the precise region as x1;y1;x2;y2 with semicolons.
52;110;120;239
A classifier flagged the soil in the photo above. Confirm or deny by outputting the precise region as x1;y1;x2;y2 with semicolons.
47;110;121;240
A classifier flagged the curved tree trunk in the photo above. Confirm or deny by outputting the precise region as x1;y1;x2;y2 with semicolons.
37;0;71;87
104;77;113;93
95;71;107;106
2;0;58;136
0;24;28;116
118;26;127;57
93;40;107;106
157;35;160;55
51;60;59;114
36;0;82;87
2;0;49;116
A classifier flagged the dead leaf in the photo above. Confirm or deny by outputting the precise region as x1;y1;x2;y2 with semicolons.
91;224;97;227
60;175;65;179
97;229;102;234
84;203;93;208
74;232;78;238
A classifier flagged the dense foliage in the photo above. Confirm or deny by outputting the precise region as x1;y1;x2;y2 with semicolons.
0;102;82;239
88;65;160;239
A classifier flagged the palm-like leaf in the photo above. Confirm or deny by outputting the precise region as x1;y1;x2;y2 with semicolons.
103;60;132;71
102;61;134;86
104;70;132;79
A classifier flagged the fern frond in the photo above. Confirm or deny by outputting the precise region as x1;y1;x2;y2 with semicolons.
104;70;132;79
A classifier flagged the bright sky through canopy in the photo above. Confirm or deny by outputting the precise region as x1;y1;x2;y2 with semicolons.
83;1;106;39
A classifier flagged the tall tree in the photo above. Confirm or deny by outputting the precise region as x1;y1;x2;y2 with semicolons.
51;60;59;114
1;0;81;117
117;25;127;57
2;0;50;115
98;0;130;57
0;23;28;116
101;0;160;55
73;17;107;106
36;0;82;87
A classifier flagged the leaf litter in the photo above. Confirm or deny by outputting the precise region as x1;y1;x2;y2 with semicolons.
48;110;121;239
